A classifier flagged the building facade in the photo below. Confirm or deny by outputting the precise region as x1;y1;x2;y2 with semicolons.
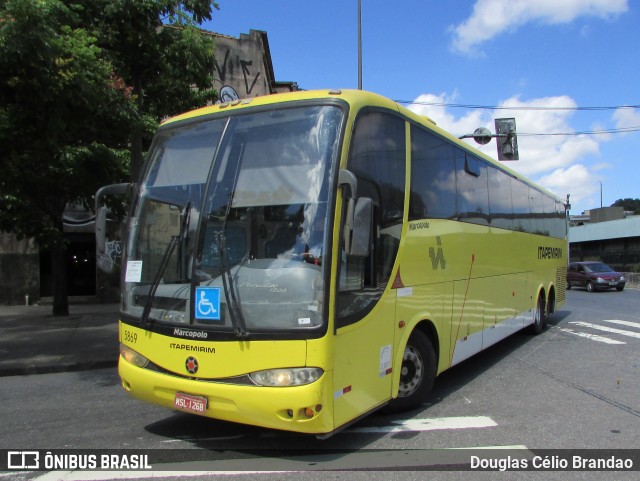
569;207;640;271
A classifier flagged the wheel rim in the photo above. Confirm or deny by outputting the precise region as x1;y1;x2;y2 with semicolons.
398;345;424;397
534;298;542;328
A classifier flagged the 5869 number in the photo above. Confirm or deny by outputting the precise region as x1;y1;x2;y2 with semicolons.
123;329;137;343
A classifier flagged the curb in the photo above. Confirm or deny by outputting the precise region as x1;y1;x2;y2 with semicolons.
0;359;118;377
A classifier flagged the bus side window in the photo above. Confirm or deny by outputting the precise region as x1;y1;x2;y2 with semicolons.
455;151;489;226
409;125;456;221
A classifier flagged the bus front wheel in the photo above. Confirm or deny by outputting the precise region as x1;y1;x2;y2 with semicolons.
388;329;436;412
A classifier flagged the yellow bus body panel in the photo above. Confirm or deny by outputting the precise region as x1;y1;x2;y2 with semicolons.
119;322;336;434
118;358;335;434
120;322;308;378
393;219;566;377
332;291;396;428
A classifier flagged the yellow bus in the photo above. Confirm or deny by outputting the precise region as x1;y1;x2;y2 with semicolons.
111;89;567;436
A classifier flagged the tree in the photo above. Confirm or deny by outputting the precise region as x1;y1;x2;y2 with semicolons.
612;198;640;214
80;0;219;180
0;0;135;315
0;0;219;314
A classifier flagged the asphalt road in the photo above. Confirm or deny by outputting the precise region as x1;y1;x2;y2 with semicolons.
1;288;639;480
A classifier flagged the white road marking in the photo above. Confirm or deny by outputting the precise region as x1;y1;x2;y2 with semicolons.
569;321;640;340
348;415;497;433
555;326;625;345
34;470;288;480
601;319;640;330
32;443;530;480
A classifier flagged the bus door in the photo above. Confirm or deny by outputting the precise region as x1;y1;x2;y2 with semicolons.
332;109;406;428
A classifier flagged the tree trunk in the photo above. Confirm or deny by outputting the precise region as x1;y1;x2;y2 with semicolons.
131;131;143;183
51;245;69;316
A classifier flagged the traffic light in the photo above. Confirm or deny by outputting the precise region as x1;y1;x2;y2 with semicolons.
494;118;519;160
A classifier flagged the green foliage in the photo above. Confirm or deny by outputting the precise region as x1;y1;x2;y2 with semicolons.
0;0;219;247
0;0;135;249
611;198;640;214
83;0;218;122
77;0;219;178
0;0;220;311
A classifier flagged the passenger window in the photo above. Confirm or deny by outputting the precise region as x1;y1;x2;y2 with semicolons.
488;168;514;230
512;178;531;233
456;151;489;226
409;126;456;220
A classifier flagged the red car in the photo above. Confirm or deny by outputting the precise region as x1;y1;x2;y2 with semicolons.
567;261;626;292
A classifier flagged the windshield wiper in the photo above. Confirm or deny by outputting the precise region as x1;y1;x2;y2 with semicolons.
215;231;249;338
141;202;191;327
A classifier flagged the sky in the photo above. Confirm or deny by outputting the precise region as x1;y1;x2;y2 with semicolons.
201;0;640;215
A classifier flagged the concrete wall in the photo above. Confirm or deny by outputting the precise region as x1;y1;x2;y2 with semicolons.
211;30;297;102
0;233;39;305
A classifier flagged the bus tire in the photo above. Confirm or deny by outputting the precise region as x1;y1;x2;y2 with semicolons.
387;329;436;412
528;293;547;335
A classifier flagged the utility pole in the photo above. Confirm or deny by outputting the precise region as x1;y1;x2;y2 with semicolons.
600;181;603;208
358;0;362;90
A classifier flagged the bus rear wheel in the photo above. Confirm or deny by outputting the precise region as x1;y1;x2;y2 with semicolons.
388;329;436;412
528;293;547;334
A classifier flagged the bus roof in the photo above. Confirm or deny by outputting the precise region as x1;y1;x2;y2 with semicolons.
162;89;561;203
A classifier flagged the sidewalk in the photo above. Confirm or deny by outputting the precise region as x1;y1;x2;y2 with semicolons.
0;303;120;376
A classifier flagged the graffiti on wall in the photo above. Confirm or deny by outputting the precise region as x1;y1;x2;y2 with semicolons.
97;240;122;274
213;45;267;100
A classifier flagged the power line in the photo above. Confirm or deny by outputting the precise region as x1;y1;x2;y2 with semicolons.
397;99;640;136
515;126;640;137
396;100;640;111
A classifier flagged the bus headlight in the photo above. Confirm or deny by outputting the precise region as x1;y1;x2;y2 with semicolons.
249;367;323;387
120;343;149;368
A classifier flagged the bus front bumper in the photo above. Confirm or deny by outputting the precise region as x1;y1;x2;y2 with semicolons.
118;356;335;435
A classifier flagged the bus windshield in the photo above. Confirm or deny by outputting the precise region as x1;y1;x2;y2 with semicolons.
123;104;344;336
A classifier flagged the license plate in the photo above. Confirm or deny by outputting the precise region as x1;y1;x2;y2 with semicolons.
174;392;207;414
609;282;617;286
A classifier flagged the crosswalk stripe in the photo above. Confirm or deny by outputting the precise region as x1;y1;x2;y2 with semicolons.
568;321;640;340
555;326;625;344
601;319;640;330
348;415;497;433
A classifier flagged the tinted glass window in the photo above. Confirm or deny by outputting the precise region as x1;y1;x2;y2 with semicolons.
456;150;489;226
529;187;546;235
409;126;456;220
488;167;513;230
337;110;406;326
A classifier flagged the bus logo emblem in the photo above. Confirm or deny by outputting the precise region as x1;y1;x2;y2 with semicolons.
185;356;199;374
429;236;446;270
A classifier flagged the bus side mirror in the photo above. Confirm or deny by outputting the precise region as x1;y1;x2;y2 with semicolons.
338;169;372;256
346;197;373;257
95;183;132;255
96;206;109;253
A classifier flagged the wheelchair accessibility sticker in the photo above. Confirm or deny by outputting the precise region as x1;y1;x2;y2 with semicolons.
195;287;221;320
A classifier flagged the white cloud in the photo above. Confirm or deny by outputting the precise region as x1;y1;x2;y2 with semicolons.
410;92;485;136
612;106;640;132
450;0;628;54
407;92;603;209
536;164;599;209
